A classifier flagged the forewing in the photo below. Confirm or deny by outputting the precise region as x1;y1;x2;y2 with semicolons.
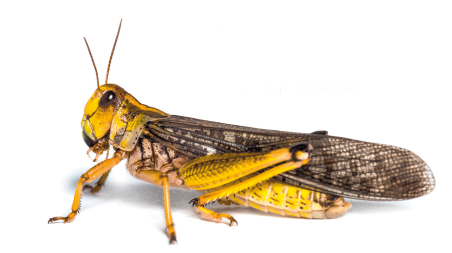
147;115;435;200
277;137;435;200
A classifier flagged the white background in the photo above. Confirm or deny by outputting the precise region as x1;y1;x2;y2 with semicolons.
1;1;451;252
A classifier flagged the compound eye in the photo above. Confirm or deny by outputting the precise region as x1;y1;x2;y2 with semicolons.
99;90;116;107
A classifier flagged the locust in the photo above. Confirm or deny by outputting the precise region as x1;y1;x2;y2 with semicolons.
48;20;436;244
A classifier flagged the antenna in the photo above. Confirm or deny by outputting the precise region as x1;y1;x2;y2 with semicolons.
83;37;100;92
105;19;122;84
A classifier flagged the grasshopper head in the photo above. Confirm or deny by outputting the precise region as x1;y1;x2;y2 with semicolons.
82;84;127;147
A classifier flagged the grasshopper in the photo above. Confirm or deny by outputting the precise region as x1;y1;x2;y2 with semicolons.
48;20;436;244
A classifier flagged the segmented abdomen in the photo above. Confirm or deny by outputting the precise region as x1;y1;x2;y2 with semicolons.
218;177;351;219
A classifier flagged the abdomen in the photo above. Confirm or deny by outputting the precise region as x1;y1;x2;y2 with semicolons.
218;178;351;219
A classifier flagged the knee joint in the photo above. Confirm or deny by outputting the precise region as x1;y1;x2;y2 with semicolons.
81;173;91;182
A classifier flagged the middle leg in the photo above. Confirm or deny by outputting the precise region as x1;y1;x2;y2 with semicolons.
134;169;177;244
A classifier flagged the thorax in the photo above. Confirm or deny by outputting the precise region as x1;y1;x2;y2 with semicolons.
126;136;193;187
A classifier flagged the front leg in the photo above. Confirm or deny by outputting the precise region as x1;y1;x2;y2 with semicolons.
48;150;126;223
83;170;112;193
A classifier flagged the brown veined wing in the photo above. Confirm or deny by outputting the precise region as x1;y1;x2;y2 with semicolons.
147;115;435;201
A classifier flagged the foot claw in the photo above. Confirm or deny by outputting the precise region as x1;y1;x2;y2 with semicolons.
229;217;238;226
48;212;77;224
169;235;177;244
166;225;177;244
188;198;199;206
48;216;68;224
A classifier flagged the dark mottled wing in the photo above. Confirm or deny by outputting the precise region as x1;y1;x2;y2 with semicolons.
145;115;435;201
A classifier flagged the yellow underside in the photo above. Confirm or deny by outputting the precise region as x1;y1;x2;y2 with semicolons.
213;176;330;219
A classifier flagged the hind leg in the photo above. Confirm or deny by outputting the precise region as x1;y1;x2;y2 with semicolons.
182;143;312;225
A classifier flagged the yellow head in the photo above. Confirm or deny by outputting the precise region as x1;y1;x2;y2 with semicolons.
80;20;167;155
81;20;124;149
81;84;128;147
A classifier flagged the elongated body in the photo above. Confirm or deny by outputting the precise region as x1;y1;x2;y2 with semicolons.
48;21;435;244
50;81;435;243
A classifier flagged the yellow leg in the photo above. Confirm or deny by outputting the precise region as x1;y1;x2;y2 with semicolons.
189;160;306;224
162;177;177;244
194;161;305;204
48;150;126;223
195;206;238;226
83;169;112;193
184;143;312;225
180;143;312;190
134;169;177;244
